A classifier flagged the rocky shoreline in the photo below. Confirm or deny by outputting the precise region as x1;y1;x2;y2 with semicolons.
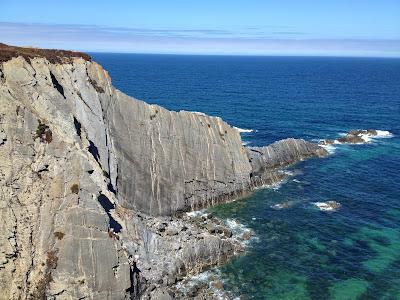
0;44;328;299
319;129;392;145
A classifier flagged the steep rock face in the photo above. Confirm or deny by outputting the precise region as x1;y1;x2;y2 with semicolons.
0;53;251;217
104;92;251;216
0;77;131;298
0;45;327;299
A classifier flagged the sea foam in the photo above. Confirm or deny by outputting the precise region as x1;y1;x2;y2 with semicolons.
233;126;256;133
225;218;257;244
372;130;394;138
186;209;208;218
319;143;337;154
322;130;394;147
313;201;341;212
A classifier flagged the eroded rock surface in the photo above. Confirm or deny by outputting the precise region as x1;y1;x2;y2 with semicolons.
247;138;328;186
0;44;327;299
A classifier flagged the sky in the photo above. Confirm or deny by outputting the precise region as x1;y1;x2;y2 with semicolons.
1;0;399;57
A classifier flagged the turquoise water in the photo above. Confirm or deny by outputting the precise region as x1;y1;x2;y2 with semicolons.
93;54;400;299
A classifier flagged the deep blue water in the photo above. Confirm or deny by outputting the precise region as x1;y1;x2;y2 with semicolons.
92;53;400;299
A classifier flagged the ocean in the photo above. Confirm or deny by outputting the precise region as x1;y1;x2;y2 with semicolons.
92;53;400;299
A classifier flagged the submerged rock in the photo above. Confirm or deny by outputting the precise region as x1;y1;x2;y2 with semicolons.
319;139;335;145
313;201;342;212
337;134;365;144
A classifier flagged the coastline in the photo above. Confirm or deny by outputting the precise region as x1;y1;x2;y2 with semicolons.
0;44;327;299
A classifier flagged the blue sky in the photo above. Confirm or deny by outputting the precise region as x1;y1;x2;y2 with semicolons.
1;0;399;56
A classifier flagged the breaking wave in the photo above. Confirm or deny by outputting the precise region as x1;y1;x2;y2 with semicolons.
225;218;257;244
319;143;336;154
233;126;256;133
312;201;341;212
186;209;208;218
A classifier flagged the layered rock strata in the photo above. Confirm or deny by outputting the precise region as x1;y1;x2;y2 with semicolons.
0;44;327;299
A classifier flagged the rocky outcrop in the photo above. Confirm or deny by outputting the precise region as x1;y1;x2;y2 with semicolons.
0;44;327;299
247;138;328;186
320;129;388;145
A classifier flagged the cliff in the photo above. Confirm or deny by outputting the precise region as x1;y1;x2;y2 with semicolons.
0;44;327;299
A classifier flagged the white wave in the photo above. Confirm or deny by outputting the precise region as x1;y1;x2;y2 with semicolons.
225;218;257;244
225;218;249;234
345;130;393;143
271;203;289;210
292;179;301;183
333;139;364;145
360;134;372;143
242;140;250;146
271;200;298;210
373;130;394;138
354;130;394;143
257;178;286;191
186;209;208;218
233;126;256;133
312;201;341;212
319;143;337;154
283;170;294;176
264;181;283;190
175;269;233;300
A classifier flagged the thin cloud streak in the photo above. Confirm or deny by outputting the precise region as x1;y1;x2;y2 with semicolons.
0;22;399;57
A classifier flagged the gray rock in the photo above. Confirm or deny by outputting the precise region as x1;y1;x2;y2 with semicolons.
151;290;174;300
247;138;328;186
0;44;328;299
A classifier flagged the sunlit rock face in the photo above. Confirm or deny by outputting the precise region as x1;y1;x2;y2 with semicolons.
0;44;327;299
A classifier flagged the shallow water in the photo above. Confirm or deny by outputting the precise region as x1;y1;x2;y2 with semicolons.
92;53;400;299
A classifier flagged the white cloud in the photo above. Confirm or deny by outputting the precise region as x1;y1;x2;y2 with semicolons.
1;22;399;57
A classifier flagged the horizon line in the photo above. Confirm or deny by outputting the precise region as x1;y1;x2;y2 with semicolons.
87;50;400;59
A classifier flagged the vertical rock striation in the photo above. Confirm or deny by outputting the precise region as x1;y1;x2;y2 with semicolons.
0;44;327;299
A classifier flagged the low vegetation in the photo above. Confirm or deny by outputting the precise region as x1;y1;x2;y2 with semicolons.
35;120;52;143
32;250;59;299
70;184;79;194
0;43;91;63
54;232;65;240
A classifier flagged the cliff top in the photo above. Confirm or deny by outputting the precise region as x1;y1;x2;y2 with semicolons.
0;43;91;64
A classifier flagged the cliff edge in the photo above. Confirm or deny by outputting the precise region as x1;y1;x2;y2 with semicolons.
0;44;327;299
